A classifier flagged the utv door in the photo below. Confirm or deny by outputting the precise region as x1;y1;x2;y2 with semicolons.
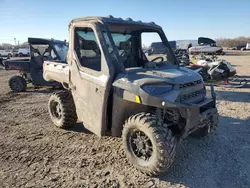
30;55;47;86
69;23;114;136
30;45;59;86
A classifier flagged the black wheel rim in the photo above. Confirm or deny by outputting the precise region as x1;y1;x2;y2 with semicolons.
50;101;62;119
129;129;153;161
11;79;22;91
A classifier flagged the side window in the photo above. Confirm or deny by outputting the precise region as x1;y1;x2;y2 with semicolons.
141;32;167;61
112;34;132;56
31;44;49;57
141;32;162;52
75;28;101;71
103;32;115;57
51;49;57;59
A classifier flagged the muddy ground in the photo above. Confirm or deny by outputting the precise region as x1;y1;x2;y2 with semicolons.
0;55;250;188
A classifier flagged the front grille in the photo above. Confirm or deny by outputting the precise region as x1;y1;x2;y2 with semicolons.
177;88;205;102
179;79;202;88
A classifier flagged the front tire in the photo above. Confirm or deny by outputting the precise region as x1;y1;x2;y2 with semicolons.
122;113;177;176
8;76;27;92
48;91;77;128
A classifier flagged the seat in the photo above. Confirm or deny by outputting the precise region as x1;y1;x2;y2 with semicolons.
42;48;54;61
79;39;101;71
32;49;44;70
118;41;138;68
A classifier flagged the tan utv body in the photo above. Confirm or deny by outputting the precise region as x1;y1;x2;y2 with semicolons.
43;16;219;175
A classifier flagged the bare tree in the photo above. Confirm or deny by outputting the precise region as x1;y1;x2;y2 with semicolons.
0;43;14;50
216;37;250;48
19;42;29;48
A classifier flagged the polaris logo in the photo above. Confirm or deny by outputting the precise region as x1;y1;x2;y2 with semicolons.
179;79;202;88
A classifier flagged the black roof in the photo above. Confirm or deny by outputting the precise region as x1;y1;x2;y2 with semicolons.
198;37;216;45
71;15;161;29
28;38;65;45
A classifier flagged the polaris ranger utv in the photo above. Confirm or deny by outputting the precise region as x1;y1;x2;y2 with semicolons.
43;16;219;175
3;38;67;92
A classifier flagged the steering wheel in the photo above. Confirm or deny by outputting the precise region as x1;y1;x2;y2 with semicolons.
151;56;164;62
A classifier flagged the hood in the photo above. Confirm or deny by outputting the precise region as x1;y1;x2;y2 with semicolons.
113;66;202;91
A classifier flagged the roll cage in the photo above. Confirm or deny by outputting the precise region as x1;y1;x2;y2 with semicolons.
69;17;179;73
28;38;67;61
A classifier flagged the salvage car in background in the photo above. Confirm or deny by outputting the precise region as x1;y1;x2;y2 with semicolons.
231;45;246;50
0;49;13;58
189;37;224;55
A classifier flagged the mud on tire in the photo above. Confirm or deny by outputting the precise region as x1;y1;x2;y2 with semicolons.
48;90;77;128
8;75;27;92
122;112;177;176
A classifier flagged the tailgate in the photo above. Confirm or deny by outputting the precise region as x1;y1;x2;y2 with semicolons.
4;60;30;72
43;61;70;84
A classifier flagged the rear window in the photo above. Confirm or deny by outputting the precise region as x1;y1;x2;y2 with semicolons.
30;44;49;56
111;33;132;56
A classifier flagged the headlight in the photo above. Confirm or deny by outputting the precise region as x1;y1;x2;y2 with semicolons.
142;84;173;95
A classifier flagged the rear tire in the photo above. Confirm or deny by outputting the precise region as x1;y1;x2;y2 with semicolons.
8;76;27;92
48;91;77;128
122;112;177;176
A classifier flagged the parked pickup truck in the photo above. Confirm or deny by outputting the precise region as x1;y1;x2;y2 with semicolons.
3;37;67;92
17;48;30;57
43;16;219;176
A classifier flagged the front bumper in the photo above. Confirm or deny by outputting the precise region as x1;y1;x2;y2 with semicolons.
139;84;219;138
182;104;219;138
178;85;219;138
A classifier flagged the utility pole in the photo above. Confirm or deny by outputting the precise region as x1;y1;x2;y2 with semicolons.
14;38;16;46
18;41;20;46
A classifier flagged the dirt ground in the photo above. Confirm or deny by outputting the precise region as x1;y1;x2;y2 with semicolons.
0;55;250;188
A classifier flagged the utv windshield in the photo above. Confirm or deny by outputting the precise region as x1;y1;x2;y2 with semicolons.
103;25;177;69
52;42;68;61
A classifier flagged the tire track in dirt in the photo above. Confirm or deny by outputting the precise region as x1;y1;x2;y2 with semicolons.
1;58;250;187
